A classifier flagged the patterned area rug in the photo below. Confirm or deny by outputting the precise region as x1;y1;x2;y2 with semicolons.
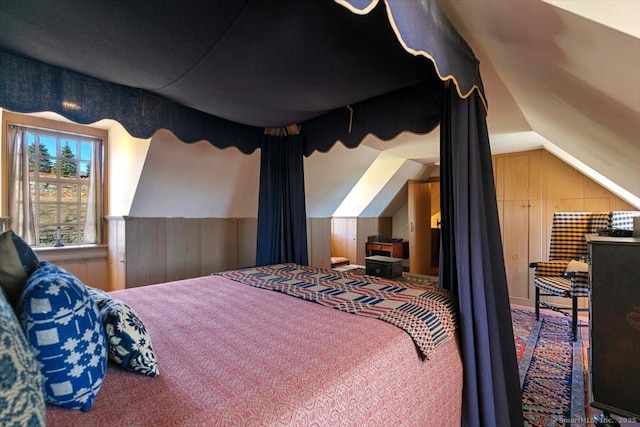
512;307;586;426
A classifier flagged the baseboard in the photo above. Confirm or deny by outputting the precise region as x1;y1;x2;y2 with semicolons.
509;297;535;309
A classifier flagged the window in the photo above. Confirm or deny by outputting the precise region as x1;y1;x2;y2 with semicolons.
28;128;102;246
5;117;105;247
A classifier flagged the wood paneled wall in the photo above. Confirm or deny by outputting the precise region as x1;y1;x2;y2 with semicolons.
35;246;109;291
408;181;433;275
107;216;331;290
307;218;332;270
330;217;392;266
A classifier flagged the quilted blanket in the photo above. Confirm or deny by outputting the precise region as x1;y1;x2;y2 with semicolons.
215;263;458;358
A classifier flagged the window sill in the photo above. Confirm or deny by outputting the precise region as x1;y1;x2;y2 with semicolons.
33;244;108;262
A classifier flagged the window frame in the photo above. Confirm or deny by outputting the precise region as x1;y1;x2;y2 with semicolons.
1;111;108;248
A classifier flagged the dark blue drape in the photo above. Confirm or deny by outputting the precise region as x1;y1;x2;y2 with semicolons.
0;51;264;153
440;85;524;426
339;0;485;102
0;50;444;159
256;133;309;266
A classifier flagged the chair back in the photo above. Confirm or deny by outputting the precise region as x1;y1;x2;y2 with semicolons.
548;212;609;261
590;212;612;233
610;211;640;230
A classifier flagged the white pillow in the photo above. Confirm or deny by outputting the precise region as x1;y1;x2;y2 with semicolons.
565;259;588;273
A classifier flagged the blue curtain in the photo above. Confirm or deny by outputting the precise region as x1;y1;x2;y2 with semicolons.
256;133;309;266
439;86;524;426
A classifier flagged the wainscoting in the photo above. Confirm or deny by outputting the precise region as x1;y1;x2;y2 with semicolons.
34;245;109;291
107;216;332;290
31;217;331;291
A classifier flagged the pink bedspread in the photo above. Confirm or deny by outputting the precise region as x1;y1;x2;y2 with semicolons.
46;274;462;426
216;264;458;359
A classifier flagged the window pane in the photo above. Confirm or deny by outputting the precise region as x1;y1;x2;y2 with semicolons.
80;184;89;203
80;161;90;179
59;143;78;178
39;136;57;157
38;225;57;246
80;141;91;161
38;203;58;223
51;157;60;178
28;139;53;175
38;153;54;174
61;139;78;156
61;204;79;223
60;225;77;244
61;183;77;199
40;182;58;202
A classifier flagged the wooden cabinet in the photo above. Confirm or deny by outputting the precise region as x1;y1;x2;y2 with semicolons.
496;151;542;304
587;235;640;420
408;180;433;275
306;218;332;270
494;149;636;306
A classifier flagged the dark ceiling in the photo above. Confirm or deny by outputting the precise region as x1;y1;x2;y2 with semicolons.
0;0;437;128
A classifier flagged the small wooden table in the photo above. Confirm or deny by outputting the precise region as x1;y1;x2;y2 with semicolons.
365;241;409;259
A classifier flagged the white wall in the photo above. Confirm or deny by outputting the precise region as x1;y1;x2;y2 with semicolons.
129;129;260;218
107;122;151;216
304;143;380;218
392;202;409;242
360;158;428;218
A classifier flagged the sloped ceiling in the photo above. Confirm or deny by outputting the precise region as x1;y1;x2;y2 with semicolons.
338;0;640;214
434;0;640;205
359;0;639;209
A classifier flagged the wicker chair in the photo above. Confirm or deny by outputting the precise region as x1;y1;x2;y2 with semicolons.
529;212;610;340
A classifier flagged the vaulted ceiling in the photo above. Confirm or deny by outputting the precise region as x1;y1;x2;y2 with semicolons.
323;0;640;215
367;0;639;206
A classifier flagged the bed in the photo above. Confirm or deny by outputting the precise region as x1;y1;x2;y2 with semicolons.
2;1;524;423
45;264;461;426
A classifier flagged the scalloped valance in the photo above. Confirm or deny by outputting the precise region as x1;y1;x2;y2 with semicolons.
0;0;484;154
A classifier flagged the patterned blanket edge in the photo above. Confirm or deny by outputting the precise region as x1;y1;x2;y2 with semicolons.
214;264;459;359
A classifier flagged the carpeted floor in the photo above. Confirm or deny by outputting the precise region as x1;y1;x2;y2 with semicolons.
512;307;586;427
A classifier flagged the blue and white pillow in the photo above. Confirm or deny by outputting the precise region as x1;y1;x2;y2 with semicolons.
17;261;107;412
0;289;45;426
87;287;159;377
